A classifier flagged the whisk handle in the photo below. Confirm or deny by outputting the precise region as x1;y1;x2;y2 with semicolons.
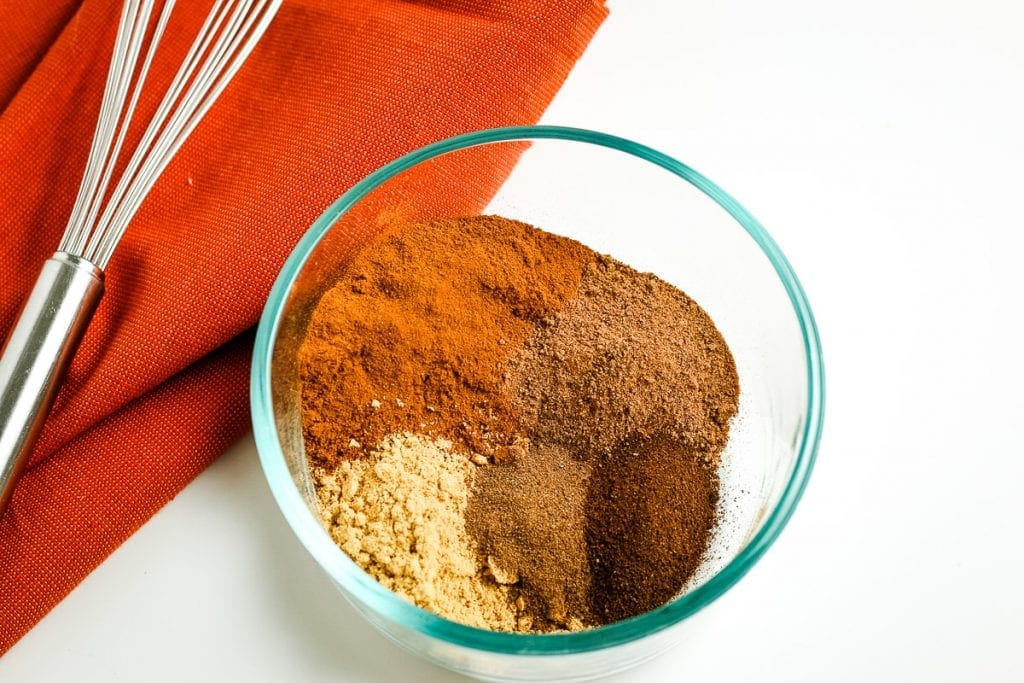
0;253;103;515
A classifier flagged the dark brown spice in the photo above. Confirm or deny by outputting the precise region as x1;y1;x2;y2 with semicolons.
585;435;719;623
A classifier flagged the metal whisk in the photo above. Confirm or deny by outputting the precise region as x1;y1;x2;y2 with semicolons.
0;0;282;513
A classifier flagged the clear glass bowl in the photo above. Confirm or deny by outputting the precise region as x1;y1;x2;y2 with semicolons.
251;126;824;682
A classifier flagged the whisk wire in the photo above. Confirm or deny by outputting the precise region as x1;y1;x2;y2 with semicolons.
58;0;280;269
87;0;228;266
94;0;281;268
96;0;243;264
60;0;143;255
77;1;173;255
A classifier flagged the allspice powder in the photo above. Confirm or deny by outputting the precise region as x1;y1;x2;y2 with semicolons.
466;442;593;630
301;215;740;632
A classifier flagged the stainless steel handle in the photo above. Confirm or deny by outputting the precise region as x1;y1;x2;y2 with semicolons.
0;252;103;514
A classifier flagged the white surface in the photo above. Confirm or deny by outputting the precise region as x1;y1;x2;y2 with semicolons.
4;0;1024;680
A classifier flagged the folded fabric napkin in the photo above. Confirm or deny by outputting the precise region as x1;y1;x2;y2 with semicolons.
0;0;606;654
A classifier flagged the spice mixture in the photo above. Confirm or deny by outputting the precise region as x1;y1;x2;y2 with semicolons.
300;215;739;631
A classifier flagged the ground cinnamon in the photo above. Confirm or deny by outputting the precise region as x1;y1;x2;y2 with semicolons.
298;215;588;466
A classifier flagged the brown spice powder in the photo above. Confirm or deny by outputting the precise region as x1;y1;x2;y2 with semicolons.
505;254;739;463
465;442;593;631
476;253;738;626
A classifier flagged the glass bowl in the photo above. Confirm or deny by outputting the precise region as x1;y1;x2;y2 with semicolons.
251;126;824;681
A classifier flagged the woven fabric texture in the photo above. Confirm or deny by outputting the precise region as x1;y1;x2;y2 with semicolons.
0;0;606;655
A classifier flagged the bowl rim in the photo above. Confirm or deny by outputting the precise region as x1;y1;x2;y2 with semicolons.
251;125;825;655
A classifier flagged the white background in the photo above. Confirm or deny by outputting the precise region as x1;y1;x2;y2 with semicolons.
3;0;1024;680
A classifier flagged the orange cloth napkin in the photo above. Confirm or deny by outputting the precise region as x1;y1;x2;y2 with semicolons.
0;0;606;655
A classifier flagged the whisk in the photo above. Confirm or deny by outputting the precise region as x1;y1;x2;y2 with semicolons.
0;0;282;513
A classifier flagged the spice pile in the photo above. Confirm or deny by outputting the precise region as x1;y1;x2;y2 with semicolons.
301;215;738;631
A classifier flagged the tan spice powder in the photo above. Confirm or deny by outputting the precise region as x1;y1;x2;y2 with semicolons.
315;432;518;630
